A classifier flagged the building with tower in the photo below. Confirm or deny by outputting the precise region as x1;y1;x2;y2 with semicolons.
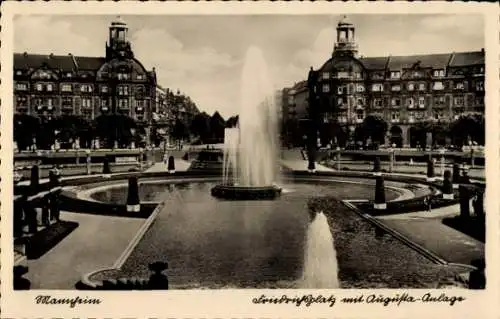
286;16;485;147
13;17;158;143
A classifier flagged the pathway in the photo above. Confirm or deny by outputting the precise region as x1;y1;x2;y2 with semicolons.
145;159;192;173
25;212;144;289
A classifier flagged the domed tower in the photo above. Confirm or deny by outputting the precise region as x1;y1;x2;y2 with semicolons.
334;16;358;57
106;16;134;60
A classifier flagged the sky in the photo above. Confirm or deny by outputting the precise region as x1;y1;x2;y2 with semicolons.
14;14;484;118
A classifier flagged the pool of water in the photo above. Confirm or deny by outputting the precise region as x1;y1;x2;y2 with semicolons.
114;180;400;288
89;178;400;204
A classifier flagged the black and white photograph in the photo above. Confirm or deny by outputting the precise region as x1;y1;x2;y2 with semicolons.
1;2;499;318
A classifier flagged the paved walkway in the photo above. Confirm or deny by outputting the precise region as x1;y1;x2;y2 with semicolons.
372;202;484;267
280;159;335;172
145;159;192;173
25;212;144;289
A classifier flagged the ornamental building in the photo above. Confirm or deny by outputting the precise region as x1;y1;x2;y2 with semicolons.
13;17;158;125
293;17;485;147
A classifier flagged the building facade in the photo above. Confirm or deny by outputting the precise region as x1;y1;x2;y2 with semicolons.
13;17;157;127
301;17;485;147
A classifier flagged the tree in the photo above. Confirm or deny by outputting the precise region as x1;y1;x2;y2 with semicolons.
14;114;40;150
94;114;137;148
450;113;485;146
361;115;388;148
226;115;239;128
190;112;211;143
172;118;189;149
209;111;226;142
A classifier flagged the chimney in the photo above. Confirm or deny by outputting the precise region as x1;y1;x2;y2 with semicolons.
481;48;485;53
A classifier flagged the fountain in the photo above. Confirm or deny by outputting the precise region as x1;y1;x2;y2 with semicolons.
211;47;282;200
301;211;340;288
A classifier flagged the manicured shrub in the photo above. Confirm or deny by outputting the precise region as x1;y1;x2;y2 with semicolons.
168;156;175;173
373;157;381;175
103;157;111;174
126;176;140;213
452;163;461;186
442;170;454;199
30;165;39;193
374;175;386;210
426;158;435;181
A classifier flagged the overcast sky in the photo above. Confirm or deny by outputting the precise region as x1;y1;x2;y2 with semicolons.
14;14;484;118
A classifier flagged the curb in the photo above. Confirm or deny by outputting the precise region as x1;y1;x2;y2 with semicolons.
342;200;449;265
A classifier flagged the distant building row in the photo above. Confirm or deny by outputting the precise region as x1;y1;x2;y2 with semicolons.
281;17;485;146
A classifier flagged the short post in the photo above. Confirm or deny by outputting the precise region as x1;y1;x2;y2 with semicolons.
86;150;92;175
168;156;175;174
373;156;381;176
452;163;460;189
335;147;341;171
389;148;394;173
426;158;435;182
139;148;144;171
126;176;141;213
440;149;445;178
373;175;387;210
30;165;40;195
459;185;470;219
103;156;111;174
442;170;454;200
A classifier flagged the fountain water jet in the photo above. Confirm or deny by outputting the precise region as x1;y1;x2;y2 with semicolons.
212;46;281;200
301;211;340;288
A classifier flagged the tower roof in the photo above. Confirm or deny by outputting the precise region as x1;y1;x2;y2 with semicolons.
111;16;128;28
338;15;353;27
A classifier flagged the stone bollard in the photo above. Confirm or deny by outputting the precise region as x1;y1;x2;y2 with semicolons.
147;261;169;290
459;185;471;219
452;163;461;189
468;259;486;289
126;176;141;213
373;157;381;176
472;188;485;218
335;148;341;171
389;151;395;173
168;156;176;174
442;170;454;200
373;175;387;210
86;150;92;175
30;165;40;195
426;158;435;182
103;156;111;174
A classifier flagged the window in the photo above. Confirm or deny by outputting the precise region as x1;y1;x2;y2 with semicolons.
391;84;401;91
62;97;73;108
337;86;345;95
338;113;348;123
433;69;445;77
118;99;129;108
337;71;349;79
356;84;365;92
391;112;400;122
15;83;28;91
82;98;92;108
434;96;446;106
61;84;72;92
353;72;362;79
418;83;426;91
475;96;484;106
390;71;401;79
418;97;425;108
46;98;53;110
101;86;108;93
136;100;144;110
372;83;383;92
322;72;329;80
476;81;484;91
357;97;364;107
322;84;330;93
432;82;444;90
373;98;383;108
16;96;28;106
407;98;414;108
118;73;129;80
454;82;464;90
118;85;129;95
408;112;415;123
337;97;347;107
36;83;43;91
454;96;464;106
66;72;73;78
137;74;145;80
80;84;93;93
413;71;423;78
101;99;108;107
391;98;401;107
16;70;23;76
407;83;415;91
434;111;444;120
46;84;53;92
356;111;364;121
288;96;294;104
